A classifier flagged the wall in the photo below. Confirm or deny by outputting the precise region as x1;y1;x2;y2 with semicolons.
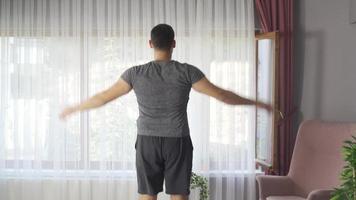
294;0;356;132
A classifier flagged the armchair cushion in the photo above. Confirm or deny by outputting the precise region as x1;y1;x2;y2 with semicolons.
307;189;334;200
256;175;294;199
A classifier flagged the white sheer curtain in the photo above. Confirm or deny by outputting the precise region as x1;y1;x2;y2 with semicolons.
0;0;256;200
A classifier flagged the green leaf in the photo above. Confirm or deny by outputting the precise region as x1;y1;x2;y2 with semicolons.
190;172;209;200
331;136;356;200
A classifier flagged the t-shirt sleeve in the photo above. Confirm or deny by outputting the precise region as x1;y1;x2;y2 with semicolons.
120;66;135;87
188;65;205;84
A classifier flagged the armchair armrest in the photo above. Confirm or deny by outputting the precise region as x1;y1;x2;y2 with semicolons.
256;175;294;199
307;189;334;200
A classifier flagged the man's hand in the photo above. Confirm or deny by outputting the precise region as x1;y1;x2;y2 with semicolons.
256;102;274;113
59;106;78;121
256;103;285;120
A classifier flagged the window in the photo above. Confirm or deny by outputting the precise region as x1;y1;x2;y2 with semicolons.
1;35;256;172
208;60;255;170
255;32;279;170
0;36;143;170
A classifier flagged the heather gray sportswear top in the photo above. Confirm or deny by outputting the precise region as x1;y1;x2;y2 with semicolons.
120;60;205;137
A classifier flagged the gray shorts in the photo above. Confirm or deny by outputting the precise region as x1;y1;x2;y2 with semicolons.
135;134;194;195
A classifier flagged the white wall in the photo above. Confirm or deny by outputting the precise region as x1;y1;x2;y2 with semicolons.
294;0;356;131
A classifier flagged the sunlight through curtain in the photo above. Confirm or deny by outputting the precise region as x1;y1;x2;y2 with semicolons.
0;0;256;199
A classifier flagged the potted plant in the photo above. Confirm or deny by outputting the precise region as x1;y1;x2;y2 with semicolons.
331;135;356;200
190;172;209;200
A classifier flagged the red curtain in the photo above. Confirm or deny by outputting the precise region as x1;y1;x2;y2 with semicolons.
255;0;295;175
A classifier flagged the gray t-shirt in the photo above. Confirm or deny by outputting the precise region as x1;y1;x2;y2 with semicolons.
120;60;205;137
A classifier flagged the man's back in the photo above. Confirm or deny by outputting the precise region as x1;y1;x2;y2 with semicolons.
120;60;205;137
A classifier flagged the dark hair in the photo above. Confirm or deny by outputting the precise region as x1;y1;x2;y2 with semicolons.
150;24;175;50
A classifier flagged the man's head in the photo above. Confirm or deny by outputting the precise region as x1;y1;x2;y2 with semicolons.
149;24;175;51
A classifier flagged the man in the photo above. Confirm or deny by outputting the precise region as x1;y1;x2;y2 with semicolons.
60;24;271;200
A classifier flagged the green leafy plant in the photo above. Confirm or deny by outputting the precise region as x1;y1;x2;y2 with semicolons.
331;135;356;200
190;172;209;200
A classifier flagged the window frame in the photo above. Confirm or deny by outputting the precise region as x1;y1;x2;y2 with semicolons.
254;31;280;171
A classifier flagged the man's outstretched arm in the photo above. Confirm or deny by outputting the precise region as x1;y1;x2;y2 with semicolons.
59;78;132;120
192;77;272;110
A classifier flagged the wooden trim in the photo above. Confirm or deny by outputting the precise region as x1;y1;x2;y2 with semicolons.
255;31;279;40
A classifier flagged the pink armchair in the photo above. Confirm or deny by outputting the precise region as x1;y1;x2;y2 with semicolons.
256;120;356;200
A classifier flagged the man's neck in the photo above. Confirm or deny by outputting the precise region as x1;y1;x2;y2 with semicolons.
154;50;172;61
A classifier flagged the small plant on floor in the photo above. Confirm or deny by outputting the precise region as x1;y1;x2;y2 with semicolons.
190;172;209;200
331;135;356;200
